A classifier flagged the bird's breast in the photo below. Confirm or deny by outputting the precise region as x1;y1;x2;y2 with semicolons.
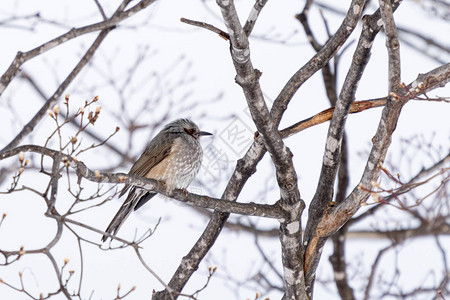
145;136;202;191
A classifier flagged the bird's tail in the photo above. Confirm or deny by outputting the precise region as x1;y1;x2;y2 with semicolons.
101;188;142;242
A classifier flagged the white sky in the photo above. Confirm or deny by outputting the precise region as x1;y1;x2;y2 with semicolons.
0;0;449;299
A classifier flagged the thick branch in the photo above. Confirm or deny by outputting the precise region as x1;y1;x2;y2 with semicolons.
243;0;269;36
379;0;401;90
152;61;450;299
302;1;406;295
302;10;381;294
305;11;376;246
216;1;304;298
153;138;267;300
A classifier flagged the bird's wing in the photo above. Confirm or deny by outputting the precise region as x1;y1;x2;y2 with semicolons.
119;134;174;197
101;135;175;242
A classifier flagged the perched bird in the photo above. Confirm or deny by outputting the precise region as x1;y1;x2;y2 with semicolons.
102;118;212;242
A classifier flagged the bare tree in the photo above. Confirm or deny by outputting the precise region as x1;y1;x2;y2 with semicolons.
0;0;449;299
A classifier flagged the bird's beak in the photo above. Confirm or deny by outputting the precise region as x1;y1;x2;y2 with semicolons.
199;131;213;136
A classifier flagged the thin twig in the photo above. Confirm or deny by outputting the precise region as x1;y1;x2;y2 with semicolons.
180;18;229;40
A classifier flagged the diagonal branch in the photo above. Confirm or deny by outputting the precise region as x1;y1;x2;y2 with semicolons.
243;0;269;37
270;0;367;127
0;0;154;152
153;138;267;300
302;1;405;294
18;72;133;162
1;28;112;153
216;0;305;298
151;61;449;300
0;0;157;96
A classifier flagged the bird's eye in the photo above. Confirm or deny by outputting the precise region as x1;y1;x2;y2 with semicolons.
184;128;196;135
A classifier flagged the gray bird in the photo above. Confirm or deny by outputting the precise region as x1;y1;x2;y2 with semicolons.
102;118;212;242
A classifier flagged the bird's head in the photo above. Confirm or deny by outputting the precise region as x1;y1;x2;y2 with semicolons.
164;118;212;140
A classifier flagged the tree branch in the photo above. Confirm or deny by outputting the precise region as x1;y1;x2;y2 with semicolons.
153;139;267;300
216;0;305;298
302;1;405;294
0;145;286;220
243;0;269;37
270;0;367;127
1;28;112;153
0;0;157;96
379;0;401;91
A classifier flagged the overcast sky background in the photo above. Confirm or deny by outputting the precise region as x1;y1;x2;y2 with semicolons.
0;0;449;299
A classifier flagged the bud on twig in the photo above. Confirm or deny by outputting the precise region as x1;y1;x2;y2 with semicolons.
118;175;128;183
53;104;60;116
19;152;24;163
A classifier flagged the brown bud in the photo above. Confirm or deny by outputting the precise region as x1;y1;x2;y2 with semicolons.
118;175;128;183
53;105;60;116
